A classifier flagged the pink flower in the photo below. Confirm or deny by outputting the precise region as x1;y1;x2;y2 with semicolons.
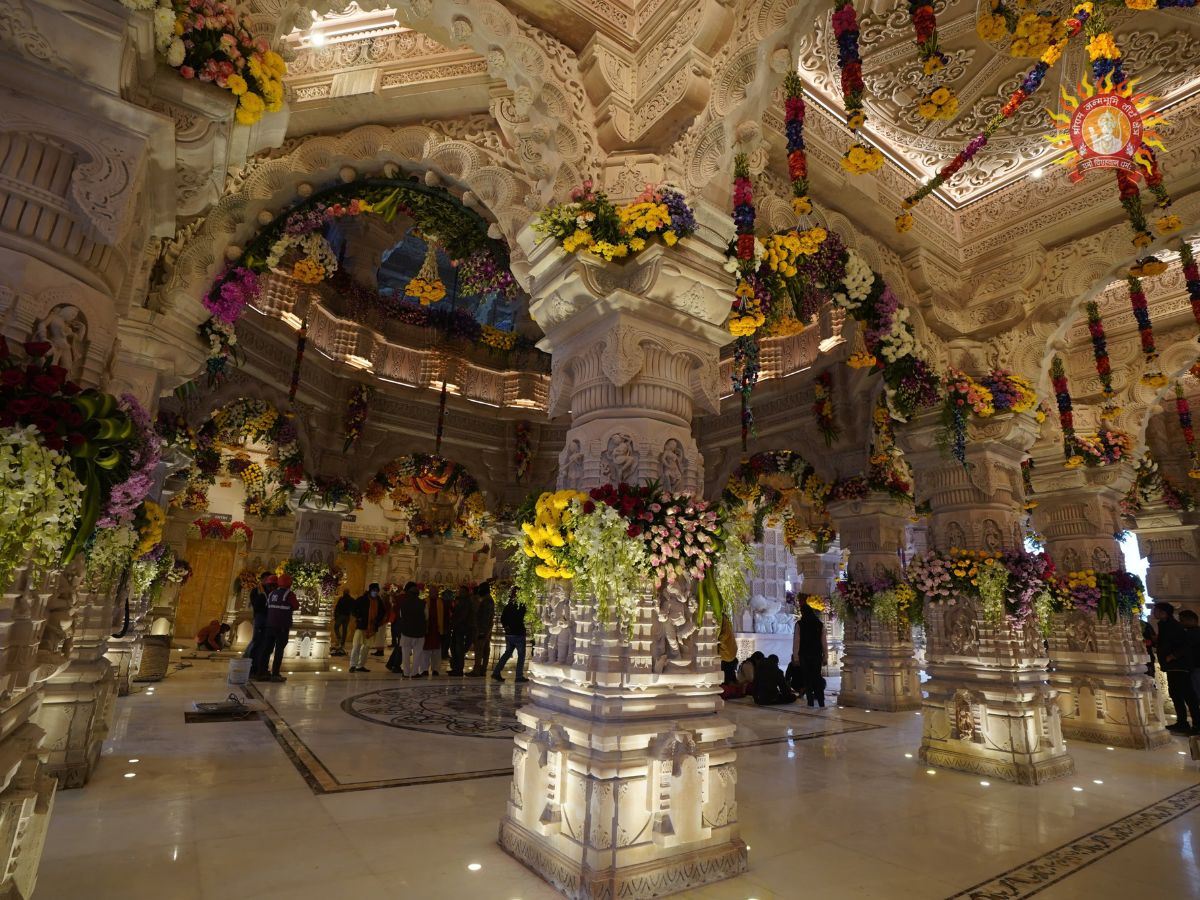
180;65;195;79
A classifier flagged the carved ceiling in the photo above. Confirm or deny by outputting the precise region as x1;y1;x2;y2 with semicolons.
798;2;1200;207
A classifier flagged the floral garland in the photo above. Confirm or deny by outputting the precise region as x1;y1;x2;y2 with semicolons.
1127;276;1167;386
901;3;1091;224
783;72;812;217
1084;301;1119;421
813;371;839;446
129;542;176;602
364;454;487;539
338;537;389;556
208;399;304;488
343;384;371;452
189;517;253;543
1175;383;1200;478
1183;241;1200;333
127;0;286;125
1050;355;1082;467
910;1;957;123
907;547;1059;632
287;319;307;404
831;0;883;174
1126;455;1196;514
456;247;517;301
0;426;83;590
721;450;835;551
1072;428;1134;467
533;180;697;261
277;559;345;601
1058;569;1145;623
405;240;447;306
514;420;532;483
731;155;762;447
200;318;238;387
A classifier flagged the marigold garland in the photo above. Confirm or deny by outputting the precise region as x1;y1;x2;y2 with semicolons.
1085;301;1118;420
832;0;866;131
813;371;839;446
1127;276;1167;386
783;72;812;217
405;240;447;306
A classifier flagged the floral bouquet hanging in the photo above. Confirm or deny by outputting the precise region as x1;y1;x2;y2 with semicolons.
1071;428;1133;467
266;232;339;284
456;247;517;300
405;241;447;305
908;547;1059;632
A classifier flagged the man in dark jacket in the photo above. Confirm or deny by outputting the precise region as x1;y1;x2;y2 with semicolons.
349;583;383;673
244;572;274;660
331;590;354;656
1180;609;1200;734
1154;602;1200;734
492;591;528;683
397;582;427;677
468;584;495;677
447;586;474;675
254;574;298;682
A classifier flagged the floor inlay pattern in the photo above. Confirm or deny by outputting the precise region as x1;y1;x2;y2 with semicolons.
946;782;1200;899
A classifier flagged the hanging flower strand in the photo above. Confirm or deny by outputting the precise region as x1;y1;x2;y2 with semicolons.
783;72;812;217
1181;241;1200;332
1173;383;1200;478
814;370;839;446
1085;301;1119;421
1128;275;1167;387
287;319;307;405
731;154;762;450
832;0;884;175
1051;356;1083;468
900;2;1092;219
911;0;957;124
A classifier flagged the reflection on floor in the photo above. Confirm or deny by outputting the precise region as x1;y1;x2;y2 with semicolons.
39;660;1200;900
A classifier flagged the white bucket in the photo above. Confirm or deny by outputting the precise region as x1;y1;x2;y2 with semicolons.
227;657;252;685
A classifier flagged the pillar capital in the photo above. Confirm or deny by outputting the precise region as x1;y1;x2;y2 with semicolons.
1132;502;1200;614
1027;454;1134;573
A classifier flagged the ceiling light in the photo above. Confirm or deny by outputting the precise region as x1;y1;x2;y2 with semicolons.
1072;786;1083;792
904;753;913;759
1093;780;1103;785
311;31;327;46
1031;167;1045;179
128;759;140;764
467;863;482;871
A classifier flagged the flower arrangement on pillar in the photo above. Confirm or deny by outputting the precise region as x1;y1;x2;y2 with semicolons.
1174;383;1200;478
941;369;1038;464
1056;569;1146;622
276;559;346;601
720;450;834;546
1182;242;1200;335
1125;455;1196;514
813;371;839;446
907;547;1060;632
532;180;697;260
299;475;364;510
834;573;922;626
512;484;748;635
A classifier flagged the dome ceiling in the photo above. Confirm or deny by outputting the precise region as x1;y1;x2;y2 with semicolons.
799;2;1200;207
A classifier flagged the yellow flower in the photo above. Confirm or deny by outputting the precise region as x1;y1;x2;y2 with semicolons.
895;212;914;234
1132;231;1153;249
227;74;248;96
1141;372;1168;388
262;50;287;78
930;87;950;106
629;236;646;251
841;143;885;175
1155;215;1182;236
792;196;812;216
1041;43;1064;66
662;230;678;246
236;91;265;126
976;13;1007;42
1064;455;1085;469
847;110;866;130
1126;0;1155;7
923;56;944;76
291;259;326;284
1086;33;1120;62
847;351;877;369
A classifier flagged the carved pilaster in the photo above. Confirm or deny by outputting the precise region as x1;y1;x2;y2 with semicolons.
1132;504;1200;617
1027;448;1133;572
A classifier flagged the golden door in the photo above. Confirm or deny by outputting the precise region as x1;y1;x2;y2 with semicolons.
175;539;238;641
337;553;369;599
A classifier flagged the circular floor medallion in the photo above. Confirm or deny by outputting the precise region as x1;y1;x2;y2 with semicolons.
341;682;527;738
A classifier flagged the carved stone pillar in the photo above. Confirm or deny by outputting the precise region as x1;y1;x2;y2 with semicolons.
828;497;920;711
1028;455;1168;749
284;500;350;668
897;410;1073;784
794;547;844;673
1132;504;1200;617
498;232;746;897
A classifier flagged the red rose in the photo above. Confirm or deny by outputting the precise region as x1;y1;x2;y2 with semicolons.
44;435;65;451
24;396;48;414
31;375;60;395
626;523;642;538
0;368;23;387
583;500;596;514
22;342;52;358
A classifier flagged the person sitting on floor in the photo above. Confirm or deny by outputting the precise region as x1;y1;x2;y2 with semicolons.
195;620;230;652
752;654;797;706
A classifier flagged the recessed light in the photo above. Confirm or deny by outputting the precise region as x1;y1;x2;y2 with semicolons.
1179;751;1187;755
980;781;990;787
1031;167;1045;179
1072;786;1083;792
904;753;913;759
124;773;136;778
467;863;482;872
1093;780;1103;785
787;751;795;759
1106;746;1115;751
128;759;139;764
926;769;936;775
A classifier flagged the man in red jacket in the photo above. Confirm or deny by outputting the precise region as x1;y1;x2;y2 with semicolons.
253;574;298;683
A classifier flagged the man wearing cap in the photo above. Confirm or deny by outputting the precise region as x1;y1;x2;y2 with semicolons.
1154;601;1200;734
254;574;298;682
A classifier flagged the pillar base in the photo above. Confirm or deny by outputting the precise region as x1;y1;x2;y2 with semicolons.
36;661;116;789
1049;611;1170;751
499;817;747;900
920;599;1074;785
0;724;57;900
839;615;922;712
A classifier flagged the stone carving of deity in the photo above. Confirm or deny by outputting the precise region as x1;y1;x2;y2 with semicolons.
542;581;573;665
946;604;979;655
654;581;698;672
659;438;686;493
953;691;976;742
601;433;639;484
1065;611;1097;653
31;303;88;381
563;439;585;486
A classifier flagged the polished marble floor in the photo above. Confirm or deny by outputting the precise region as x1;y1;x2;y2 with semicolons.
37;659;1200;899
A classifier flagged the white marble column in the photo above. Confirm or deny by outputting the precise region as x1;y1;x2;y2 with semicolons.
828;496;921;711
1133;504;1200;618
498;231;747;897
898;410;1074;784
794;547;843;672
1029;452;1168;749
284;499;351;668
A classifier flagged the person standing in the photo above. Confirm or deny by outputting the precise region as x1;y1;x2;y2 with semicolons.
244;572;274;660
1180;609;1200;725
397;582;427;677
422;588;449;676
718;614;738;685
793;602;827;708
254;574;298;682
1154;602;1200;734
468;584;495;677
447;586;473;676
331;589;354;656
492;591;528;683
350;583;383;673
371;589;392;657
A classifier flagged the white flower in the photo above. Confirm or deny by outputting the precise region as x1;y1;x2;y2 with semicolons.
832;291;854;309
842;250;875;302
153;7;175;48
166;38;185;67
723;256;740;274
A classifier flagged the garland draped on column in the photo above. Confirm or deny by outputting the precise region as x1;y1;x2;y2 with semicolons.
1050;356;1083;468
1084;301;1118;421
1127;276;1167;387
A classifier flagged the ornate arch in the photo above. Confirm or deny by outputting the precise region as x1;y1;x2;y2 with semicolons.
257;0;598;199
